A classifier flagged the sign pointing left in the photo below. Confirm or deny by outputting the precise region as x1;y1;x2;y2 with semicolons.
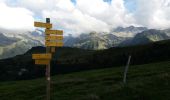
34;22;52;28
32;53;52;59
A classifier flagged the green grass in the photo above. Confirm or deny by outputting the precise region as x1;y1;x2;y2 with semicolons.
0;61;170;100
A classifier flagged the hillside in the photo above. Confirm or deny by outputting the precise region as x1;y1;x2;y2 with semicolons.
0;61;170;100
111;26;148;37
64;32;126;50
0;30;44;59
0;39;170;81
119;29;170;46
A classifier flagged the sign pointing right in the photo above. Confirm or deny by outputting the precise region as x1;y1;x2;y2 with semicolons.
45;29;63;35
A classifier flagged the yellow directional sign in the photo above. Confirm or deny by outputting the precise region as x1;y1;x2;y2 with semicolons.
45;36;63;40
32;53;52;59
34;22;52;28
35;60;50;65
45;29;63;35
45;41;63;47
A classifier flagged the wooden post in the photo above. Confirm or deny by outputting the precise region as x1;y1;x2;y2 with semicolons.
46;18;51;100
33;18;63;100
123;55;131;85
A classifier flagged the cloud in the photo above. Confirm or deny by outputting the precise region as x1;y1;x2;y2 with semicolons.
42;0;135;35
17;0;57;16
42;0;111;35
0;2;34;33
43;9;109;34
1;0;170;35
133;0;170;29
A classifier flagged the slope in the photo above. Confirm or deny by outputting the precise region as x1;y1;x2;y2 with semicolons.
119;29;170;46
0;39;170;81
64;32;125;50
0;30;44;59
0;61;170;100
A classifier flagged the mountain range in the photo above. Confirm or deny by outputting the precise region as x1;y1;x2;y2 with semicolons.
64;32;127;50
64;26;170;49
0;29;44;59
0;26;170;59
119;29;170;46
111;26;148;37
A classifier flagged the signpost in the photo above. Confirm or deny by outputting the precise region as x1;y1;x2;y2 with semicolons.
34;22;52;28
51;47;56;53
45;36;63;40
32;54;52;59
32;18;63;100
35;60;50;65
45;29;63;35
45;41;63;47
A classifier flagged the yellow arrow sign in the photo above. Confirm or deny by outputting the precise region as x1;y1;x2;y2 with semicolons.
45;35;63;40
45;41;63;47
35;59;50;65
45;29;63;35
34;22;52;28
32;53;52;59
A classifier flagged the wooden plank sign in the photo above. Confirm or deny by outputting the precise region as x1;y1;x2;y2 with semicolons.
45;41;63;47
45;29;63;35
32;53;52;59
45;36;63;40
35;60;50;65
34;22;52;28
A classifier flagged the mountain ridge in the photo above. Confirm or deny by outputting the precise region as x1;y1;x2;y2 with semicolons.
0;26;170;59
119;29;170;46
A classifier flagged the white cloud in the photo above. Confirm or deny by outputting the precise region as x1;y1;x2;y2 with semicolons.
76;0;109;15
42;0;135;35
17;0;56;15
1;0;170;35
49;11;108;33
42;0;110;35
0;2;34;32
133;0;170;29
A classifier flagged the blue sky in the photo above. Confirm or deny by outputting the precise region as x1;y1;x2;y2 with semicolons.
124;0;137;12
71;0;77;4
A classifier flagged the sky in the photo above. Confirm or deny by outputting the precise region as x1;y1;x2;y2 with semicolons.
0;0;170;35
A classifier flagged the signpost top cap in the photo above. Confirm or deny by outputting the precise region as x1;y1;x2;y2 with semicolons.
46;18;50;23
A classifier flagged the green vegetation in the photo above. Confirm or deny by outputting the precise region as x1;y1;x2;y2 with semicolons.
0;61;170;100
1;39;170;81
